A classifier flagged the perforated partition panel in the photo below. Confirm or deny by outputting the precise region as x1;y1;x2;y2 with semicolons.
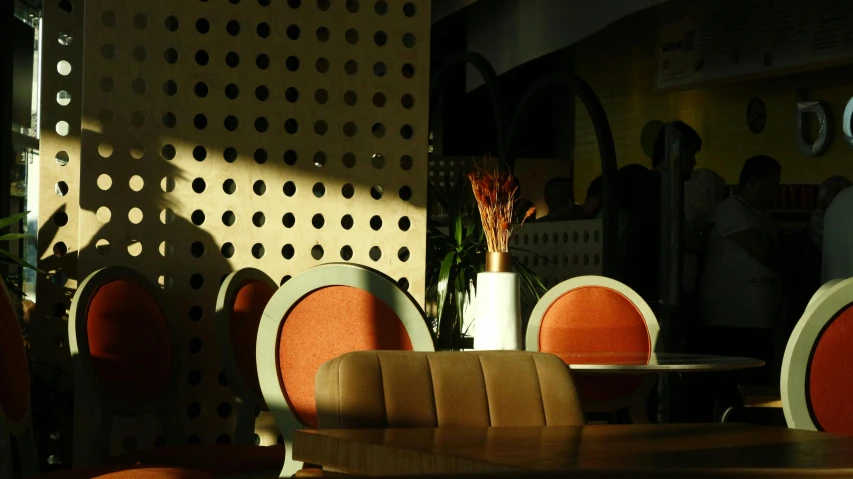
513;220;604;288
39;0;429;455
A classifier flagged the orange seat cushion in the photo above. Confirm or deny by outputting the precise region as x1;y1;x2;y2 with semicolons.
86;280;171;404
540;286;650;401
809;305;853;434
230;279;276;400
41;465;212;479
112;444;285;475
278;286;413;427
0;284;28;422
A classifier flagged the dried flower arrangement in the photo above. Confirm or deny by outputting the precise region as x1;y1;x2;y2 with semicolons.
467;156;535;253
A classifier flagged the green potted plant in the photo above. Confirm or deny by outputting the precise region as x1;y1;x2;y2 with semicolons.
426;176;546;350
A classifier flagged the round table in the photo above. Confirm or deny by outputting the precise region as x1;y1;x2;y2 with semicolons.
555;352;765;374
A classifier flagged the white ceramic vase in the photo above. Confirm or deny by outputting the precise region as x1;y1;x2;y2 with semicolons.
474;271;521;350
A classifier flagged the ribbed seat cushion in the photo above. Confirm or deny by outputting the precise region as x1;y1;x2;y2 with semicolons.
315;351;584;429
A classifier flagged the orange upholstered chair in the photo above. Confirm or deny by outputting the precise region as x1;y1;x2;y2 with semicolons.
782;278;853;434
256;263;434;476
525;275;661;423
0;276;213;479
215;268;278;445
68;267;285;475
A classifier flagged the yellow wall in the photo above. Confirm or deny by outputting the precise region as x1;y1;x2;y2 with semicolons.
573;8;853;192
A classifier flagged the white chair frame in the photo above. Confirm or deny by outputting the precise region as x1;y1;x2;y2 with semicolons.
256;263;434;477
782;277;853;431
525;275;661;423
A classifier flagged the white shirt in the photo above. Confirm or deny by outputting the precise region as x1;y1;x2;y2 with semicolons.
822;186;853;283
700;196;782;329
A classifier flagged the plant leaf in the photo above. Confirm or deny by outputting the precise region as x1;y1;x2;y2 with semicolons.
435;252;455;329
0;249;41;273
0;211;30;231
0;233;33;242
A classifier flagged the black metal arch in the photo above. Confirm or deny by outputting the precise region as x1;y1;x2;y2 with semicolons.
505;73;619;278
429;52;507;163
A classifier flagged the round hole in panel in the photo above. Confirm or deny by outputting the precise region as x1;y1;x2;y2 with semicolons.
398;247;410;262
255;85;269;101
285;87;299;103
192;178;206;193
189;305;203;322
283;181;296;197
373;61;386;77
372;92;385;107
130;111;146;127
187;370;201;386
369;216;382;230
340;246;353;261
316;26;329;42
131;78;146;94
252;244;265;259
370;185;384;200
225;83;239;99
313;151;327;167
53;242;68;257
223;179;237;194
314;121;328;136
369;246;382;262
345;29;359;44
188;338;202;354
314;89;329;104
159;241;174;257
128;208;143;224
346;0;359;12
282;213;295;228
222;211;236;226
190;274;204;289
287;0;300;7
341;183;355;199
195;50;209;66
55;181;69;196
99;76;114;92
284;119;298;134
194;82;208;98
257;54;271;70
317;0;330;11
283;150;297;165
311;245;324;260
343;122;357;137
186;435;201;445
311;214;324;229
257;22;270;38
342;152;356;168
401;94;414;109
192;146;207;161
312;183;325;198
217;402;233;419
127;239;142;256
371;123;385;138
224;115;239;131
58;1;72;13
162;112;177;128
315;57;329;73
163;80;178;96
252;212;266;227
56;90;71;106
158;274;173;289
344;90;357;106
95;238;110;254
196;18;210;34
57;60;72;75
341;214;354;230
55;151;70;166
285;56;299;72
165;15;179;31
160;208;175;225
286;25;300;40
193;114;208;130
223;147;238;163
226;20;240;35
280;276;292;286
221;243;235;258
253;148;267;164
129;175;144;192
190;241;205;258
398;278;409;291
253;180;266;196
344;60;358;75
374;0;388;14
96;206;111;223
373;31;387;46
164;47;178;63
403;33;416;48
402;63;415;78
281;244;295;259
97;174;112;190
399;216;411;231
399;186;412;201
400;155;413;170
403;2;416;16
400;124;414;139
191;210;205;225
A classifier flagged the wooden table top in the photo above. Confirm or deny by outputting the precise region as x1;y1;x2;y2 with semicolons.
556;352;765;373
293;424;853;476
